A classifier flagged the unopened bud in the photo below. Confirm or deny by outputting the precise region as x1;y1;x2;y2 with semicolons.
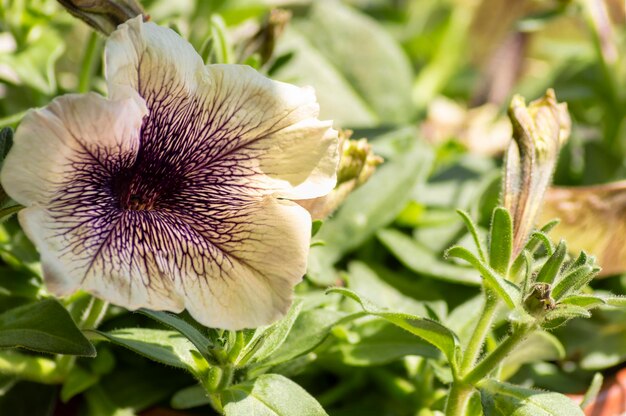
57;0;146;35
503;89;571;256
298;130;382;220
238;9;291;65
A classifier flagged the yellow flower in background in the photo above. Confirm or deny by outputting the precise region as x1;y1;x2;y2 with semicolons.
0;17;338;330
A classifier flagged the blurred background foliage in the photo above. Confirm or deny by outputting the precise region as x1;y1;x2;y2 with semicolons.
1;0;626;415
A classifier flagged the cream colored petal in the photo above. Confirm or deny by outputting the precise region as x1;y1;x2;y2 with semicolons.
182;197;311;329
0;91;146;207
105;16;205;102
19;207;185;310
105;17;338;200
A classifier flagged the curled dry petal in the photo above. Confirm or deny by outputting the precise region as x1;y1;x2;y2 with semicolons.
0;17;338;329
503;89;571;256
541;182;626;277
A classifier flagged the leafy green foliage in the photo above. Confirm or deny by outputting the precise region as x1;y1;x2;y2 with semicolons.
479;379;585;416
0;1;625;415
222;374;328;416
0;299;95;356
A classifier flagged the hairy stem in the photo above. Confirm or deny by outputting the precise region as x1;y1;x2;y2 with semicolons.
464;323;535;385
460;290;498;375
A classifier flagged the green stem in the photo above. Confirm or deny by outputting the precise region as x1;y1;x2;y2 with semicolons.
463;324;535;385
78;32;100;93
80;296;109;329
459;291;498;375
444;382;473;416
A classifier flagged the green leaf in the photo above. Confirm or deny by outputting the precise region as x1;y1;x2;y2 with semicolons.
346;261;431;316
535;240;567;284
308;137;433;284
222;374;328;416
276;2;414;126
0;268;40;298
324;320;440;366
479;379;585;415
328;288;460;369
311;220;323;238
543;305;591;329
559;295;606;309
580;372;603;409
457;210;487;262
501;331;565;380
0;27;64;94
606;296;626;307
255;309;350;370
138;309;214;362
551;265;595;300
171;384;210;409
93;328;199;372
379;229;480;285
489;207;513;276
236;300;303;366
445;246;520;308
61;366;99;403
0;299;95;356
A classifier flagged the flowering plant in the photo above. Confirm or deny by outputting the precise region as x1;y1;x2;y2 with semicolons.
1;1;626;416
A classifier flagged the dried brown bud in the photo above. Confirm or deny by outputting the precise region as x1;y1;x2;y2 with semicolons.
503;89;571;256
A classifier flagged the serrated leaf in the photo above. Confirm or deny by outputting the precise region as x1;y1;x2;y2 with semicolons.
328;288;460;369
489;207;513;276
222;374;328;416
94;328;199;373
0;299;95;356
479;379;584;415
445;246;520;308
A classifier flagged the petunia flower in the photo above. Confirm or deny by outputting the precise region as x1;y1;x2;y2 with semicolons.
0;16;338;330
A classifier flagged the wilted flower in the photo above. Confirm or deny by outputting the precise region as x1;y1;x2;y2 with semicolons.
0;17;338;329
503;89;570;256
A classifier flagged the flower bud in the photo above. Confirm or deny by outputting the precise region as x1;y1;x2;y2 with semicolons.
298;130;383;220
57;0;146;35
503;89;571;256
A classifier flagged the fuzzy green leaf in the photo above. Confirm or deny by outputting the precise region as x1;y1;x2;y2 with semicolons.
489;207;513;276
94;329;199;373
222;374;328;416
535;240;567;284
445;246;520;308
479;379;584;415
328;287;460;369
